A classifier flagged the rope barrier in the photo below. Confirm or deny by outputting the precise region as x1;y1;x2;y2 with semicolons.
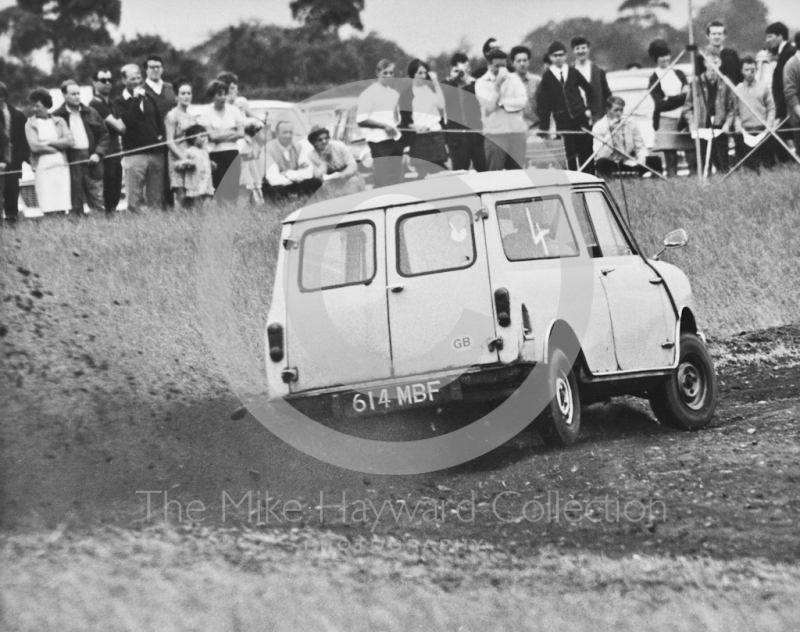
1;120;266;176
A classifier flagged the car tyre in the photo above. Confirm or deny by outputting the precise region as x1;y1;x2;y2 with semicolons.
538;348;581;447
649;332;717;430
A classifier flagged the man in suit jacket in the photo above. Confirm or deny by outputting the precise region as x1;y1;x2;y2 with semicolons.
571;37;611;124
537;41;595;173
0;82;31;223
765;22;796;162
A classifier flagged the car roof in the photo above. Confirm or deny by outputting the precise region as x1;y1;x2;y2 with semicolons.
283;170;601;224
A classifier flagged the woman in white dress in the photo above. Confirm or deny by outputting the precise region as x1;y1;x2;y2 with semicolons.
399;59;448;178
25;88;73;213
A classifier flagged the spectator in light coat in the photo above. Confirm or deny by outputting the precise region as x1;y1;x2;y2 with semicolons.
263;120;318;200
733;56;776;170
592;96;648;178
475;48;528;170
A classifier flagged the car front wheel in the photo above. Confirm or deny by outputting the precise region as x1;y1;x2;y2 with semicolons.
649;332;718;430
538;348;581;447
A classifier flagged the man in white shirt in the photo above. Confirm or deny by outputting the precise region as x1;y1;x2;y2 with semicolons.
357;59;403;187
52;80;109;214
592;96;648;179
143;55;177;117
475;49;528;170
263;121;318;199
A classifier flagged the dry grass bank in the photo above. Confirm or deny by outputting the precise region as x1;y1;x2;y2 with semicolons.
2;525;799;632
617;167;800;334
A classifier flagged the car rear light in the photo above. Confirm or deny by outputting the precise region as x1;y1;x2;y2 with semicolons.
267;323;284;362
494;288;511;327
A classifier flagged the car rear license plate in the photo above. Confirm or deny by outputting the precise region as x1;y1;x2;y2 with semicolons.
339;379;461;418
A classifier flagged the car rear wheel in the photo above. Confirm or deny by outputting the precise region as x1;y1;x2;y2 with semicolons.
649;332;718;430
538;348;581;447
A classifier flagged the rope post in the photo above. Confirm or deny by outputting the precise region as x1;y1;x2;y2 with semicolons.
687;0;704;182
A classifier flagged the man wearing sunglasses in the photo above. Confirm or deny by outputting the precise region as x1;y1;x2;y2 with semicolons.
90;69;126;213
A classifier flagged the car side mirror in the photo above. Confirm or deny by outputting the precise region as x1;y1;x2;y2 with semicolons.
653;229;688;260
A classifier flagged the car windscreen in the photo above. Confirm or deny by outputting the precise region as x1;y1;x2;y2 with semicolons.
496;197;579;261
299;221;376;291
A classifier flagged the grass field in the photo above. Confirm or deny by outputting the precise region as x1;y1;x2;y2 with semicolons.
2;525;800;632
2;168;800;631
4;166;800;392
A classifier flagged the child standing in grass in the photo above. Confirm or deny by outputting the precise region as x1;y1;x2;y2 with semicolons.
180;124;215;204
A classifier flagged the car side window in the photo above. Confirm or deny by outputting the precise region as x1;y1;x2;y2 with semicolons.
573;191;633;257
300;221;376;291
571;193;601;258
496;197;579;261
397;208;476;276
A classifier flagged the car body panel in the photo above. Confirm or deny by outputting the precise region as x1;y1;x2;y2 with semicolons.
266;169;701;410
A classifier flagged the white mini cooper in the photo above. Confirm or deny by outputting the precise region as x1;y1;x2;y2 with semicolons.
265;170;717;446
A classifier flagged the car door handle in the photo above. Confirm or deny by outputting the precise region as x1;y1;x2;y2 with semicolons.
601;267;615;276
387;285;405;293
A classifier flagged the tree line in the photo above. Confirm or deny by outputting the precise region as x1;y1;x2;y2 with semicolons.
0;0;775;104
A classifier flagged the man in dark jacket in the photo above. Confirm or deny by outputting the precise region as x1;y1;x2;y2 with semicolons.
90;68;127;213
443;53;486;172
0;82;31;223
53;80;109;214
537;41;595;173
765;22;797;163
114;63;167;211
570;36;611;124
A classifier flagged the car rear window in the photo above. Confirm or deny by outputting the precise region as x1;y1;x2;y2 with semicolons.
300;221;376;291
397;208;476;276
496;197;579;261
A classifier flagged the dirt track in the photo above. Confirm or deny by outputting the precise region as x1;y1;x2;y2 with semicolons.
1;241;799;562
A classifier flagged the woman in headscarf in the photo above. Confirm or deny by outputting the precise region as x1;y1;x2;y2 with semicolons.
399;58;448;178
648;39;695;177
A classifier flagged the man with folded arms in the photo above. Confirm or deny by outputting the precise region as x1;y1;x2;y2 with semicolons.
90;69;126;213
733;56;776;171
53;80;109;215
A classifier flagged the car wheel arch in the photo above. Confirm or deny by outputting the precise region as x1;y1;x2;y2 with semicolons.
543;319;589;377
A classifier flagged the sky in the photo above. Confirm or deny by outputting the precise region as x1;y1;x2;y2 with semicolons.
1;0;798;57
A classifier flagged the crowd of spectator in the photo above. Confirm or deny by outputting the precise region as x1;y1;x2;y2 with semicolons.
355;20;800;187
1;18;800;222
